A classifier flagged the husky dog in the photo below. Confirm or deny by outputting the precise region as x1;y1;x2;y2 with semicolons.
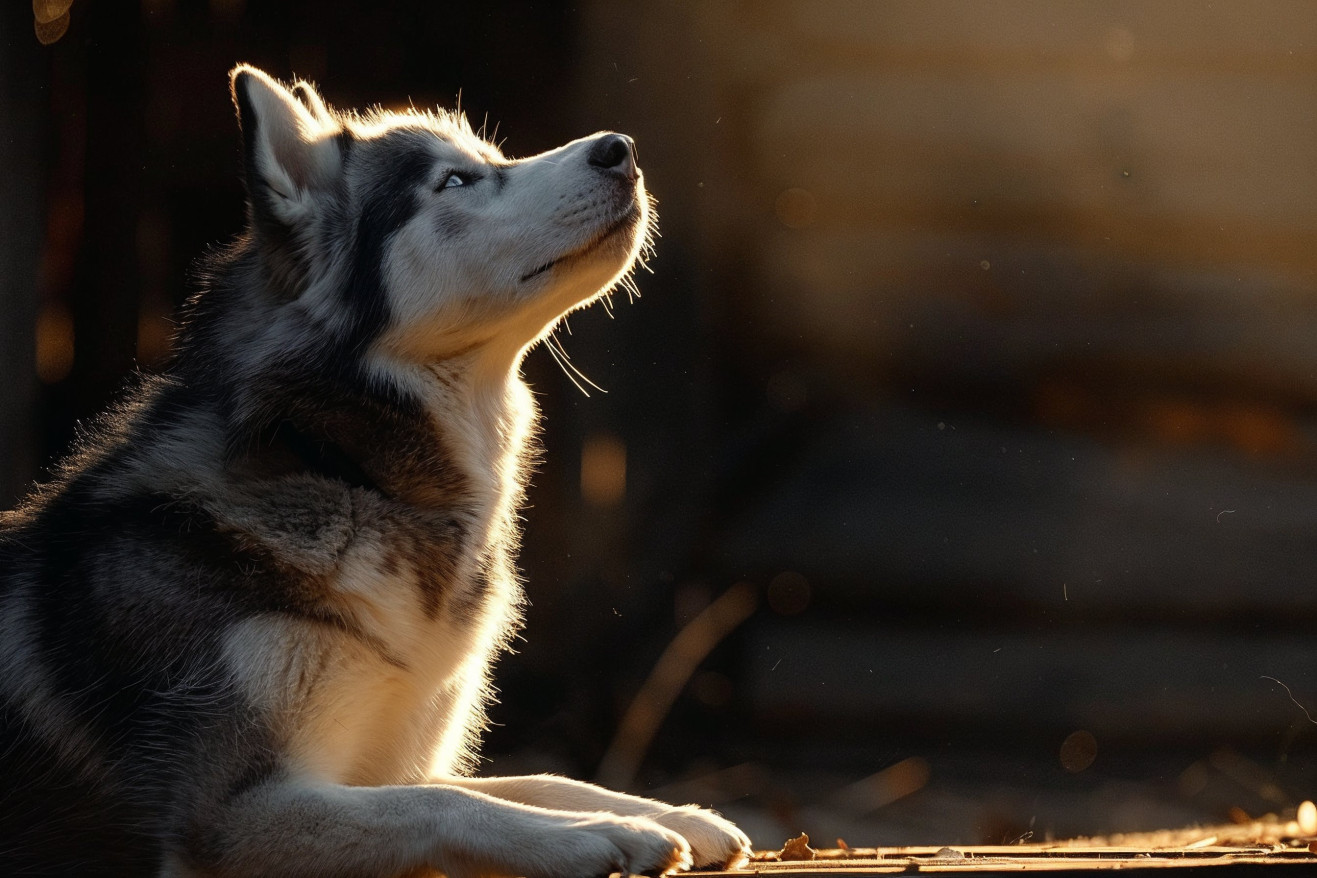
0;66;751;877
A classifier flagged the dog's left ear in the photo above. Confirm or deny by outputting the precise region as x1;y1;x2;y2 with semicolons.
230;65;342;228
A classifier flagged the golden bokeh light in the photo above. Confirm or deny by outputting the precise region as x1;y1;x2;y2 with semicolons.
774;187;817;229
35;302;74;385
581;432;626;507
32;0;73;45
1060;730;1098;773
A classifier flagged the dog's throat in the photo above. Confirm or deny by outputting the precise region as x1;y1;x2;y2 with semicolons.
267;419;386;495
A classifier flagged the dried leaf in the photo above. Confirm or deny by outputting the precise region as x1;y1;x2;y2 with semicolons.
780;833;816;861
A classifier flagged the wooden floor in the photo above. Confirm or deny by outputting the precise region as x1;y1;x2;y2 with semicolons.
698;824;1317;874
701;845;1317;874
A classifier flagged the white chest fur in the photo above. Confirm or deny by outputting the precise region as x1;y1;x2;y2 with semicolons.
222;358;535;785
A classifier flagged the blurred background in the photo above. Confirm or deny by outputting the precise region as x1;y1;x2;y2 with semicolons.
4;0;1317;849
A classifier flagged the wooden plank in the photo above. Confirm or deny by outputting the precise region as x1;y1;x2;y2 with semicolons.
721;0;1317;66
691;838;1317;874
747;228;1317;375
719;405;1317;618
739;620;1317;739
697;858;1316;874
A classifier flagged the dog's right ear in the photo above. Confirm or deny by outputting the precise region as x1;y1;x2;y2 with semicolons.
230;65;342;229
290;80;334;125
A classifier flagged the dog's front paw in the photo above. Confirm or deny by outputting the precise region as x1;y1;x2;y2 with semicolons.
542;813;692;878
439;810;691;878
649;806;752;869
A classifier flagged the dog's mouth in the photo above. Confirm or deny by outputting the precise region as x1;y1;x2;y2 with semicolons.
520;204;641;283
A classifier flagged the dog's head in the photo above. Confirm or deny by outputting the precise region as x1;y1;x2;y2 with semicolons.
228;65;654;371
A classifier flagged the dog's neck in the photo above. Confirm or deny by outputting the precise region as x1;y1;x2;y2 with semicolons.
388;347;537;505
257;418;387;496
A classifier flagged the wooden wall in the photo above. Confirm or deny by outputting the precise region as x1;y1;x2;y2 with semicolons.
572;0;1317;841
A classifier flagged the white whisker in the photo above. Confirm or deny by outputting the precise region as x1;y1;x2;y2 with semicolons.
544;335;591;397
549;331;607;395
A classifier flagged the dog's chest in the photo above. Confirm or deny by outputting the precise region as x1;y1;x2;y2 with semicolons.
226;509;516;784
226;373;532;783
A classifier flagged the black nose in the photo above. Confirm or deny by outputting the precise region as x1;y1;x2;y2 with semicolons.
587;133;638;180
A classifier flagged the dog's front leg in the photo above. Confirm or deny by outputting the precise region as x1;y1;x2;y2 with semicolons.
167;780;690;878
440;775;752;869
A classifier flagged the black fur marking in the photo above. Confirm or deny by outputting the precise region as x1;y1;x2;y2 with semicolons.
232;71;262;195
338;134;437;355
0;702;157;876
265;418;385;495
27;489;232;727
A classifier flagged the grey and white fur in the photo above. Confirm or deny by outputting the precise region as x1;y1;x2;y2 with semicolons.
0;65;751;877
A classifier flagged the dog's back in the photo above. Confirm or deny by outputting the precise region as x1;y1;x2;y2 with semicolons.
0;376;260;873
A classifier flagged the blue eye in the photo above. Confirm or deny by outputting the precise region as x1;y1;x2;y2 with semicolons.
441;172;469;189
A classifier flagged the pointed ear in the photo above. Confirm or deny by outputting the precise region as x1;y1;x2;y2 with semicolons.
230;65;342;227
291;79;334;125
